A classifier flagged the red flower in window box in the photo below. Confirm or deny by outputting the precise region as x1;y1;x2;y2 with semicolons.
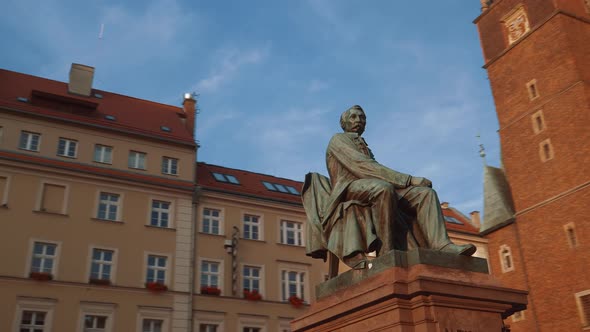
200;286;221;295
89;278;111;286
288;295;304;308
243;289;262;301
29;271;53;281
145;282;168;291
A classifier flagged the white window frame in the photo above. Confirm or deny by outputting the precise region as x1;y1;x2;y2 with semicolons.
161;157;178;175
279;320;292;332
77;302;115;332
57;137;78;158
499;244;514;273
149;199;173;228
279;219;304;246
238;317;267;332
87;246;118;284
242;212;263;241
95;191;123;222
241;263;265;297
93;144;113;164
27;239;61;278
194;312;225;332
19;131;41;152
35;180;70;215
136;306;171;332
198;257;224;293
575;290;590;328
144;252;171;287
128;151;147;170
201;206;224;235
0;172;13;206
12;297;57;332
278;263;309;303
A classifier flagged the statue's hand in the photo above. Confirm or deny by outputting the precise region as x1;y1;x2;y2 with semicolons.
410;176;432;188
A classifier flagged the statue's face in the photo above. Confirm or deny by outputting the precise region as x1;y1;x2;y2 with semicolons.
344;109;366;135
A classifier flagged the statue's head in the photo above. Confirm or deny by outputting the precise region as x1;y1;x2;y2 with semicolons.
340;105;366;135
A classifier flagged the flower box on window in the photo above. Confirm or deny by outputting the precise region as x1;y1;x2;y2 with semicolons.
29;271;53;281
145;282;168;291
288;295;304;308
200;286;221;296
243;289;262;301
89;278;111;286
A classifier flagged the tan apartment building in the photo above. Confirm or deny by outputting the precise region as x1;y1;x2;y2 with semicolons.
192;162;489;332
0;65;197;332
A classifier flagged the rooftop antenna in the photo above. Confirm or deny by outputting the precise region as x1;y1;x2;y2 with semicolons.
98;23;105;39
476;133;487;165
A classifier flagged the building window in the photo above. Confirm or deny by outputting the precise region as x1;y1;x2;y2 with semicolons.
97;192;120;221
531;110;545;134
280;220;303;246
94;145;113;164
499;245;514;273
57;138;78;158
199;324;219;332
526;79;539;101
200;260;221;290
19;131;41;151
38;182;67;214
84;315;108;331
0;174;10;206
281;269;306;302
262;181;299;195
202;208;222;235
79;302;114;332
238;319;266;332
503;5;530;45
146;255;168;285
161;157;178;175
128;151;147;170
90;248;114;282
142;319;163;332
19;310;47;332
212;172;240;184
30;242;58;276
243;265;262;295
576;290;590;328
564;222;578;248
539;138;554;162
15;297;56;332
150;200;171;228
243;214;261;240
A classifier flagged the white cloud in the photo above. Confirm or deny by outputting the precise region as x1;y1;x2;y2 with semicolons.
194;45;271;93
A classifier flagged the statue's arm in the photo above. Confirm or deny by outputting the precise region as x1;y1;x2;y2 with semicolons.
328;134;411;188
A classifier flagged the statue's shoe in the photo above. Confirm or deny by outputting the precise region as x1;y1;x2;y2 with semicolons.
343;252;369;270
439;243;477;256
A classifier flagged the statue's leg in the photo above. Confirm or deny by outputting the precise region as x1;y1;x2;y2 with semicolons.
346;179;397;254
398;187;450;250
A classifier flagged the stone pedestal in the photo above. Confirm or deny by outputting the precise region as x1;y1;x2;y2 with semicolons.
291;249;527;332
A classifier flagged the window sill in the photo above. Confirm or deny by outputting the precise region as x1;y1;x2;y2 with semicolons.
277;243;305;248
33;210;68;216
129;167;147;171
93;161;112;165
18;148;39;153
241;238;266;243
145;225;176;231
199;231;225;237
91;218;124;224
57;154;77;159
162;173;179;177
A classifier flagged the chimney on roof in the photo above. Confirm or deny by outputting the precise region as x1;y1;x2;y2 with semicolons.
440;202;449;209
182;93;197;137
470;211;481;230
68;63;95;97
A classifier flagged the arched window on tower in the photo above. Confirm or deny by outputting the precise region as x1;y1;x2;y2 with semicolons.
499;245;514;273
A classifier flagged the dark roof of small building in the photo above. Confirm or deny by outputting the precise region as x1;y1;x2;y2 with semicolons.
0;68;195;145
481;165;515;233
442;207;480;235
196;162;304;205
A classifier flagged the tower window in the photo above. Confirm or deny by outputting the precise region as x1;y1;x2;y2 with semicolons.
539;139;554;162
503;5;530;45
499;245;514;273
564;223;578;248
531;110;545;134
526;79;539;100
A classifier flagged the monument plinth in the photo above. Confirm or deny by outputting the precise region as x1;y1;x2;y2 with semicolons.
292;249;527;332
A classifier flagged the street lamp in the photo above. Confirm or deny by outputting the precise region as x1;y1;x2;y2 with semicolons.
224;226;240;296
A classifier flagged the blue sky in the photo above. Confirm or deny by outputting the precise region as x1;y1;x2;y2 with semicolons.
1;0;502;217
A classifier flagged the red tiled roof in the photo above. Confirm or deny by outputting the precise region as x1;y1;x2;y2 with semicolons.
0;69;195;145
196;162;303;205
442;207;480;235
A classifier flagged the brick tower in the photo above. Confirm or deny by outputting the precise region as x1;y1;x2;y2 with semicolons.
474;0;590;331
